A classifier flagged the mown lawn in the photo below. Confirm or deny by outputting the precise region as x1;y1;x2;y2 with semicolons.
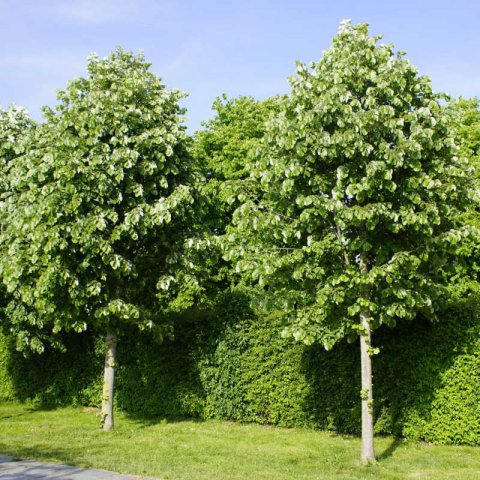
0;402;478;479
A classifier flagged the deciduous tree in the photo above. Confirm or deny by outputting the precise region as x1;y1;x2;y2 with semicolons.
192;96;280;292
0;105;34;329
194;95;280;231
224;21;476;462
0;49;201;430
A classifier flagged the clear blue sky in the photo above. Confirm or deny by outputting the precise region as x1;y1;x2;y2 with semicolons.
1;0;479;131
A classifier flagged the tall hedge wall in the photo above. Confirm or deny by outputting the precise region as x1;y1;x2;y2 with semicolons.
0;292;478;445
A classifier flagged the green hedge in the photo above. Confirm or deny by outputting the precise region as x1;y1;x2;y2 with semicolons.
0;330;103;407
0;293;478;445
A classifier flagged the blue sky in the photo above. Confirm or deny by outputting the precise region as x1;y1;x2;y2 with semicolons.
1;0;479;131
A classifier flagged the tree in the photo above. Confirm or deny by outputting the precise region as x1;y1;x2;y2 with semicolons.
0;104;33;197
0;105;34;326
194;95;280;232
450;98;480;282
191;96;281;293
224;21;476;463
452;97;480;171
0;49;201;430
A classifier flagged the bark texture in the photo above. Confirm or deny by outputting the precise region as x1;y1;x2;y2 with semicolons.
360;314;375;463
101;331;117;431
359;251;375;463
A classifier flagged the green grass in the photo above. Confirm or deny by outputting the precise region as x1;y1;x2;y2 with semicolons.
0;402;478;479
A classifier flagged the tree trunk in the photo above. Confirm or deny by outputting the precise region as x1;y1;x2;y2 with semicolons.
360;313;375;463
101;331;117;431
359;250;375;463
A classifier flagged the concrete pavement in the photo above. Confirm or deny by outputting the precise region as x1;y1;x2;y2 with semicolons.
0;454;156;479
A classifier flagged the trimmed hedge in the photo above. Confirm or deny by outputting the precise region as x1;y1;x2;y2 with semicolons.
0;330;103;407
0;292;478;445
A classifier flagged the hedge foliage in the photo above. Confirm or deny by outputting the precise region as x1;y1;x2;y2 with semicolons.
1;291;478;445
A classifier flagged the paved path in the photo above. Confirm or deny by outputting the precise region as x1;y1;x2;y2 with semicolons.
0;455;156;479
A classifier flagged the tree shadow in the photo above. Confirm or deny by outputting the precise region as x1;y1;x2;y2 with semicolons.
0;403;60;421
0;443;92;473
376;438;403;461
124;412;206;428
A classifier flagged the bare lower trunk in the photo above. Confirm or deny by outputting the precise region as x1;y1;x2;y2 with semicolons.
360;313;375;463
101;331;117;431
359;250;375;463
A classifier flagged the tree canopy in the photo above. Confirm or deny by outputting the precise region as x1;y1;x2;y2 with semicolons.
0;48;201;352
0;105;33;195
194;95;280;232
225;21;476;347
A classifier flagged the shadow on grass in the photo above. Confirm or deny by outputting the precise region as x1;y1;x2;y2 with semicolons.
0;442;93;471
124;412;206;428
377;438;403;461
0;403;59;421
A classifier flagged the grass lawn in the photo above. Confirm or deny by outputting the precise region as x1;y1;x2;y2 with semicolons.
0;402;478;480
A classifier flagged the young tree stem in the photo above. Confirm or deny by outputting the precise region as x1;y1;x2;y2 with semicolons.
101;331;117;431
359;251;375;463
